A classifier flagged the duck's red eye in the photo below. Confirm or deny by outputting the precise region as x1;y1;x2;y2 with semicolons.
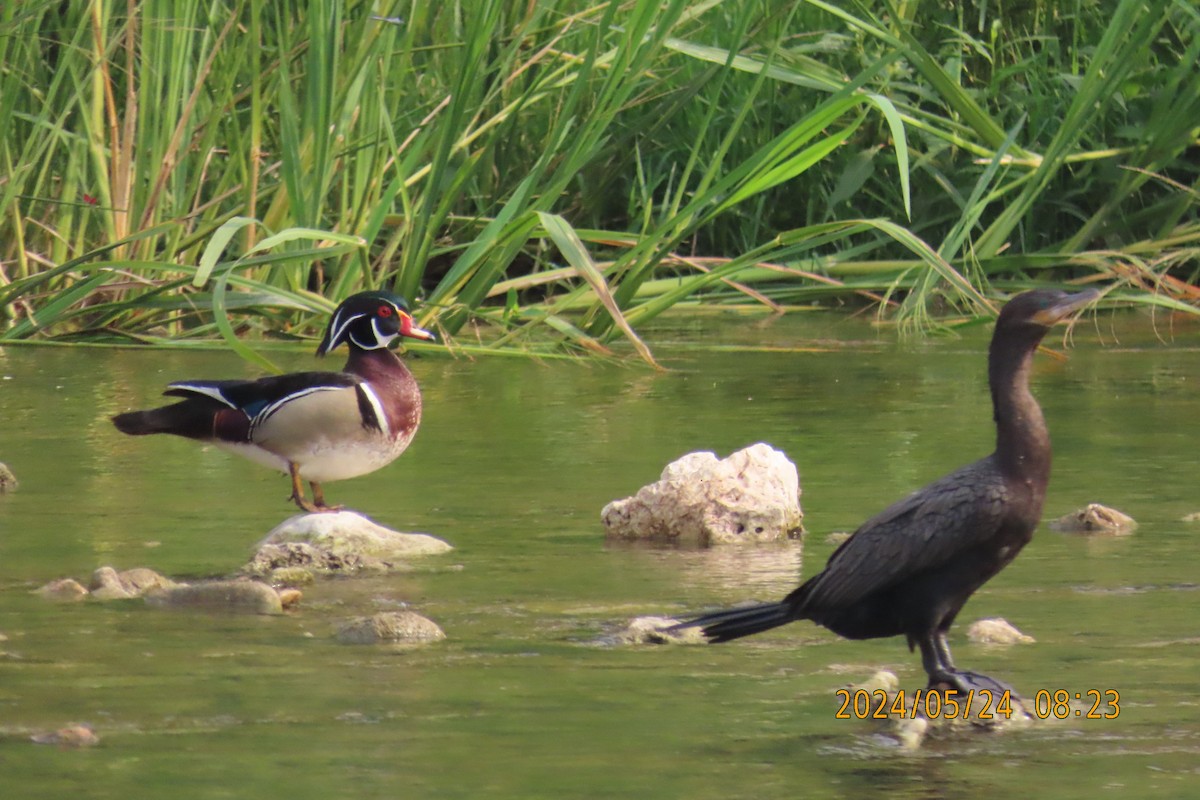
378;305;393;317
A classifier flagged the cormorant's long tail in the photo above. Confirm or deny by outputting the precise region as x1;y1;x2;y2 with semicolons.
671;601;795;643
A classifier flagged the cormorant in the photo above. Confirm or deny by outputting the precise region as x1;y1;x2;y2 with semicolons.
669;288;1099;693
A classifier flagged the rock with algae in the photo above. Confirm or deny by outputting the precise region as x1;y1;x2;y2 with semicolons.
244;511;452;579
1049;503;1136;534
608;616;709;645
601;443;804;544
334;611;445;645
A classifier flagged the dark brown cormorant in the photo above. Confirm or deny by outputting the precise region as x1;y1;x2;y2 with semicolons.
670;288;1099;693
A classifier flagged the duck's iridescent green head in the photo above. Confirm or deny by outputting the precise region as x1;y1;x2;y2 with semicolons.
316;291;436;356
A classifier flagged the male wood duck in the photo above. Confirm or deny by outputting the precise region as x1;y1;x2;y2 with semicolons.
112;291;436;513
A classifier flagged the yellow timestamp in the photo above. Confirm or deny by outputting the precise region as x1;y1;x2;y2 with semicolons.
1032;689;1120;720
834;688;1120;720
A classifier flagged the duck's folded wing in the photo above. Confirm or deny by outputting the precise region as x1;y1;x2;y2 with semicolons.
166;372;359;414
166;372;384;435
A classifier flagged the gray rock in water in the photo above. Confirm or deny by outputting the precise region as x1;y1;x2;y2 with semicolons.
966;617;1035;645
1049;503;1136;534
244;512;452;578
601;443;804;544
0;461;16;492
334;611;445;645
145;580;283;615
88;566;176;600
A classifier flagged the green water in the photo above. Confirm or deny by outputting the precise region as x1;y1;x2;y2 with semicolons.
1;313;1198;798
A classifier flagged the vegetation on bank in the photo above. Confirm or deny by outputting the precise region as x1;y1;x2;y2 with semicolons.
1;0;1197;362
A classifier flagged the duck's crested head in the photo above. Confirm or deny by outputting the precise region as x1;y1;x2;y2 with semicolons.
996;288;1100;332
316;291;437;356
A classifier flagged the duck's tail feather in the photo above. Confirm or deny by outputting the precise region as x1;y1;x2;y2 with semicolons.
111;401;223;439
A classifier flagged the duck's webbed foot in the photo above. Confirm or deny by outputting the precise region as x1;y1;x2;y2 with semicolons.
287;464;336;513
309;481;343;513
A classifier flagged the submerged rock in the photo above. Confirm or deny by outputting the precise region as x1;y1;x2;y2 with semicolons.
31;723;99;748
36;578;88;601
244;512;452;579
334;611;445;645
89;566;176;600
966;617;1035;645
1049;503;1136;534
601;443;804;544
145;580;284;615
0;461;16;492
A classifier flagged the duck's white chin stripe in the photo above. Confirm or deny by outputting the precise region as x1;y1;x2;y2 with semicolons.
371;318;400;348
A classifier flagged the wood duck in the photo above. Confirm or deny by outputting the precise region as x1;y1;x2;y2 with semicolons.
112;291;436;513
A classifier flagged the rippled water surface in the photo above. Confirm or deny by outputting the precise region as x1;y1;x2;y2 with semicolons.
1;311;1198;798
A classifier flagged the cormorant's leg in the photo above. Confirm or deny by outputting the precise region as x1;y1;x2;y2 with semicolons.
934;631;957;671
288;463;321;513
309;481;343;513
918;634;955;686
922;630;1017;695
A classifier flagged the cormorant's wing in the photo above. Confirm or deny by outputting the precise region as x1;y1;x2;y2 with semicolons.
793;458;1010;611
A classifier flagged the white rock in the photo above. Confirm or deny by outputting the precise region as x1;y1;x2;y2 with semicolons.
601;443;803;544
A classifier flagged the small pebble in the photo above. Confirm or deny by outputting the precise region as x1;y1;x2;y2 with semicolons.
0;461;17;491
31;724;99;748
37;578;88;601
278;589;303;610
966;617;1035;645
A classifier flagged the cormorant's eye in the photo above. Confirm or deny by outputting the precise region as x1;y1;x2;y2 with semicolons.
378;305;393;317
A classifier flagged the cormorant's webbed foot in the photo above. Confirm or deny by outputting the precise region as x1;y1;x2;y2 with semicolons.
926;669;1016;697
919;632;1017;697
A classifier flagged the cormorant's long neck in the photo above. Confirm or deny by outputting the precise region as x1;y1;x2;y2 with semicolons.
989;332;1051;483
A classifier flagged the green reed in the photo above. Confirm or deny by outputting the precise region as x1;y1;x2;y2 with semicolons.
0;0;1196;364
